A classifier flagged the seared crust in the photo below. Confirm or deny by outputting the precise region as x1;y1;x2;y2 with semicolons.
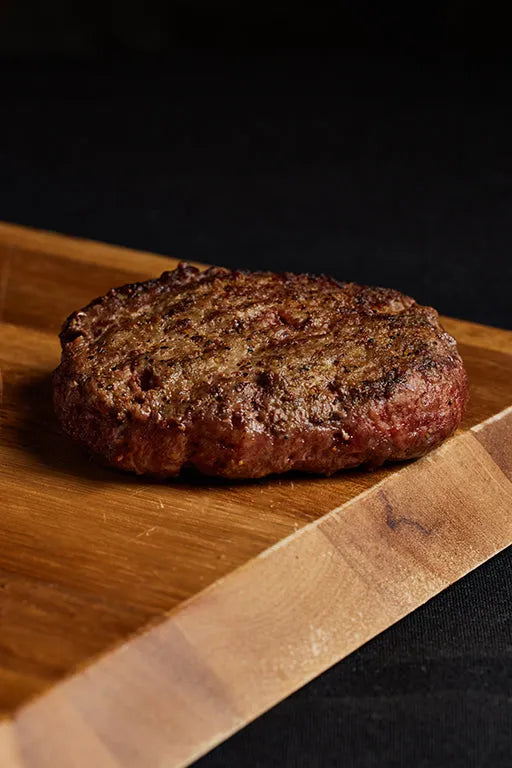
53;264;468;478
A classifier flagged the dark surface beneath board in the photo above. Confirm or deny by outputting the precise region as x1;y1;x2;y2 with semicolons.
1;46;511;768
198;549;512;768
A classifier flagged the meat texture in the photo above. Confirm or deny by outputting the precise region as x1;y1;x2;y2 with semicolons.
53;264;468;479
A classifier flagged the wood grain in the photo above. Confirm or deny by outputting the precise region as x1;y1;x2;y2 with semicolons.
1;222;511;767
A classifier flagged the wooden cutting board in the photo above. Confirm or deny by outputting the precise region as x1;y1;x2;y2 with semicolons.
1;222;511;768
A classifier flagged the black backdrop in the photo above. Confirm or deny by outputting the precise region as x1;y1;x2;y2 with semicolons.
1;4;511;766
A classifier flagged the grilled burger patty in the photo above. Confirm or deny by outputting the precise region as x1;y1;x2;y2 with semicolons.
53;263;468;479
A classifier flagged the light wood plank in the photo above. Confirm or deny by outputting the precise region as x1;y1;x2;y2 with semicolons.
8;425;512;768
0;222;511;767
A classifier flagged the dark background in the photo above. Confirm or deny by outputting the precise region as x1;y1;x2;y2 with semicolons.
1;2;511;766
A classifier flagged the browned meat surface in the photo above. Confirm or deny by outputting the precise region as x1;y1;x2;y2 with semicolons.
53;264;468;478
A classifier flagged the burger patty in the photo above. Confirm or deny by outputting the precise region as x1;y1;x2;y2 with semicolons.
53;263;468;479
